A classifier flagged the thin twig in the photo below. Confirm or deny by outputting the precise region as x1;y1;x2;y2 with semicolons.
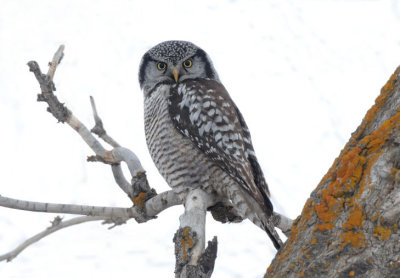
90;96;120;148
0;215;105;262
47;44;65;81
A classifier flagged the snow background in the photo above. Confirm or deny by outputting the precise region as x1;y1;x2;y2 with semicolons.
1;0;400;277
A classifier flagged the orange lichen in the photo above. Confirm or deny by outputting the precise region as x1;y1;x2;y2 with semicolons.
312;89;400;235
374;224;392;240
342;205;364;230
336;148;363;181
180;227;194;261
340;231;365;248
132;192;147;209
315;202;335;231
313;68;399;245
356;68;399;138
311;237;317;245
301;199;314;221
265;67;400;277
339;204;366;248
136;170;144;175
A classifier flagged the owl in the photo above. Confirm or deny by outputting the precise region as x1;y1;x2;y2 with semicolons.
139;40;282;249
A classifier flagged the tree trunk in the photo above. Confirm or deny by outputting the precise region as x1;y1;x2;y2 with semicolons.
266;67;400;278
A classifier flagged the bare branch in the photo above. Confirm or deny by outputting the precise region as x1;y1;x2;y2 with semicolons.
111;148;153;199
0;195;135;218
68;114;106;157
28;45;154;203
47;44;65;81
111;147;145;175
0;190;181;221
88;95;151;198
28;60;71;123
90;96;120;148
0;190;182;262
174;189;218;277
88;147;150;198
144;190;181;216
271;212;293;238
179;237;218;278
0;215;105;262
111;164;134;196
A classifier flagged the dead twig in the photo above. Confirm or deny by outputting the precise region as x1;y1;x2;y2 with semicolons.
0;215;106;262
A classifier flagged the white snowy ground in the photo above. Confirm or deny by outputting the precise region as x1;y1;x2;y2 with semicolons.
0;0;400;277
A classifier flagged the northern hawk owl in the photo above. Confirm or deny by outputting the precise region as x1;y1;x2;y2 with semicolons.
139;40;282;249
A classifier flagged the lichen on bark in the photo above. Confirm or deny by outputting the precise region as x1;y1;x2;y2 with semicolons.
266;67;400;278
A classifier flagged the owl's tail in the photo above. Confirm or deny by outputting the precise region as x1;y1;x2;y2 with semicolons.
227;186;283;250
260;216;283;250
242;207;283;250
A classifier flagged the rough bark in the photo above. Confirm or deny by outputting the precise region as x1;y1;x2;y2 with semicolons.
266;67;400;278
174;189;218;278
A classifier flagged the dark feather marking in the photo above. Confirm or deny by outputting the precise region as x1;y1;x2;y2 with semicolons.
232;103;273;216
194;49;216;79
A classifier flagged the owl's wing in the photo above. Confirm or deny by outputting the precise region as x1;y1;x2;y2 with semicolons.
168;78;272;215
231;101;273;213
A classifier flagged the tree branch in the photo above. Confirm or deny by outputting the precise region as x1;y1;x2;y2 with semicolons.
28;45;157;207
272;212;293;238
174;189;218;278
0;215;106;262
0;189;182;261
90;95;120;148
47;44;64;80
0;191;181;221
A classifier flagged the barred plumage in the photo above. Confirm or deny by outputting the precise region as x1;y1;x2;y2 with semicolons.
140;40;282;249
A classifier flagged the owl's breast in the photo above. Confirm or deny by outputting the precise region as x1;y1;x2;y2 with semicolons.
144;84;230;194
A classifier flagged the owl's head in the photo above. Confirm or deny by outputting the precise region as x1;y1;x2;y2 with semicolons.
139;40;220;94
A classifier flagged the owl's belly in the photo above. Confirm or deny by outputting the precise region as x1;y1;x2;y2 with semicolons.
144;85;232;195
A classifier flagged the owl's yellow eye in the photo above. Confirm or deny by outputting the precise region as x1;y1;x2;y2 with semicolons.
157;62;167;71
182;59;193;68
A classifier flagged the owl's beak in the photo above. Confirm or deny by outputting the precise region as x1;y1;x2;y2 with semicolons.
173;68;179;83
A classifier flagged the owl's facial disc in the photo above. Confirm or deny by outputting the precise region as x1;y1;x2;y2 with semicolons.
172;58;194;82
139;40;220;94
